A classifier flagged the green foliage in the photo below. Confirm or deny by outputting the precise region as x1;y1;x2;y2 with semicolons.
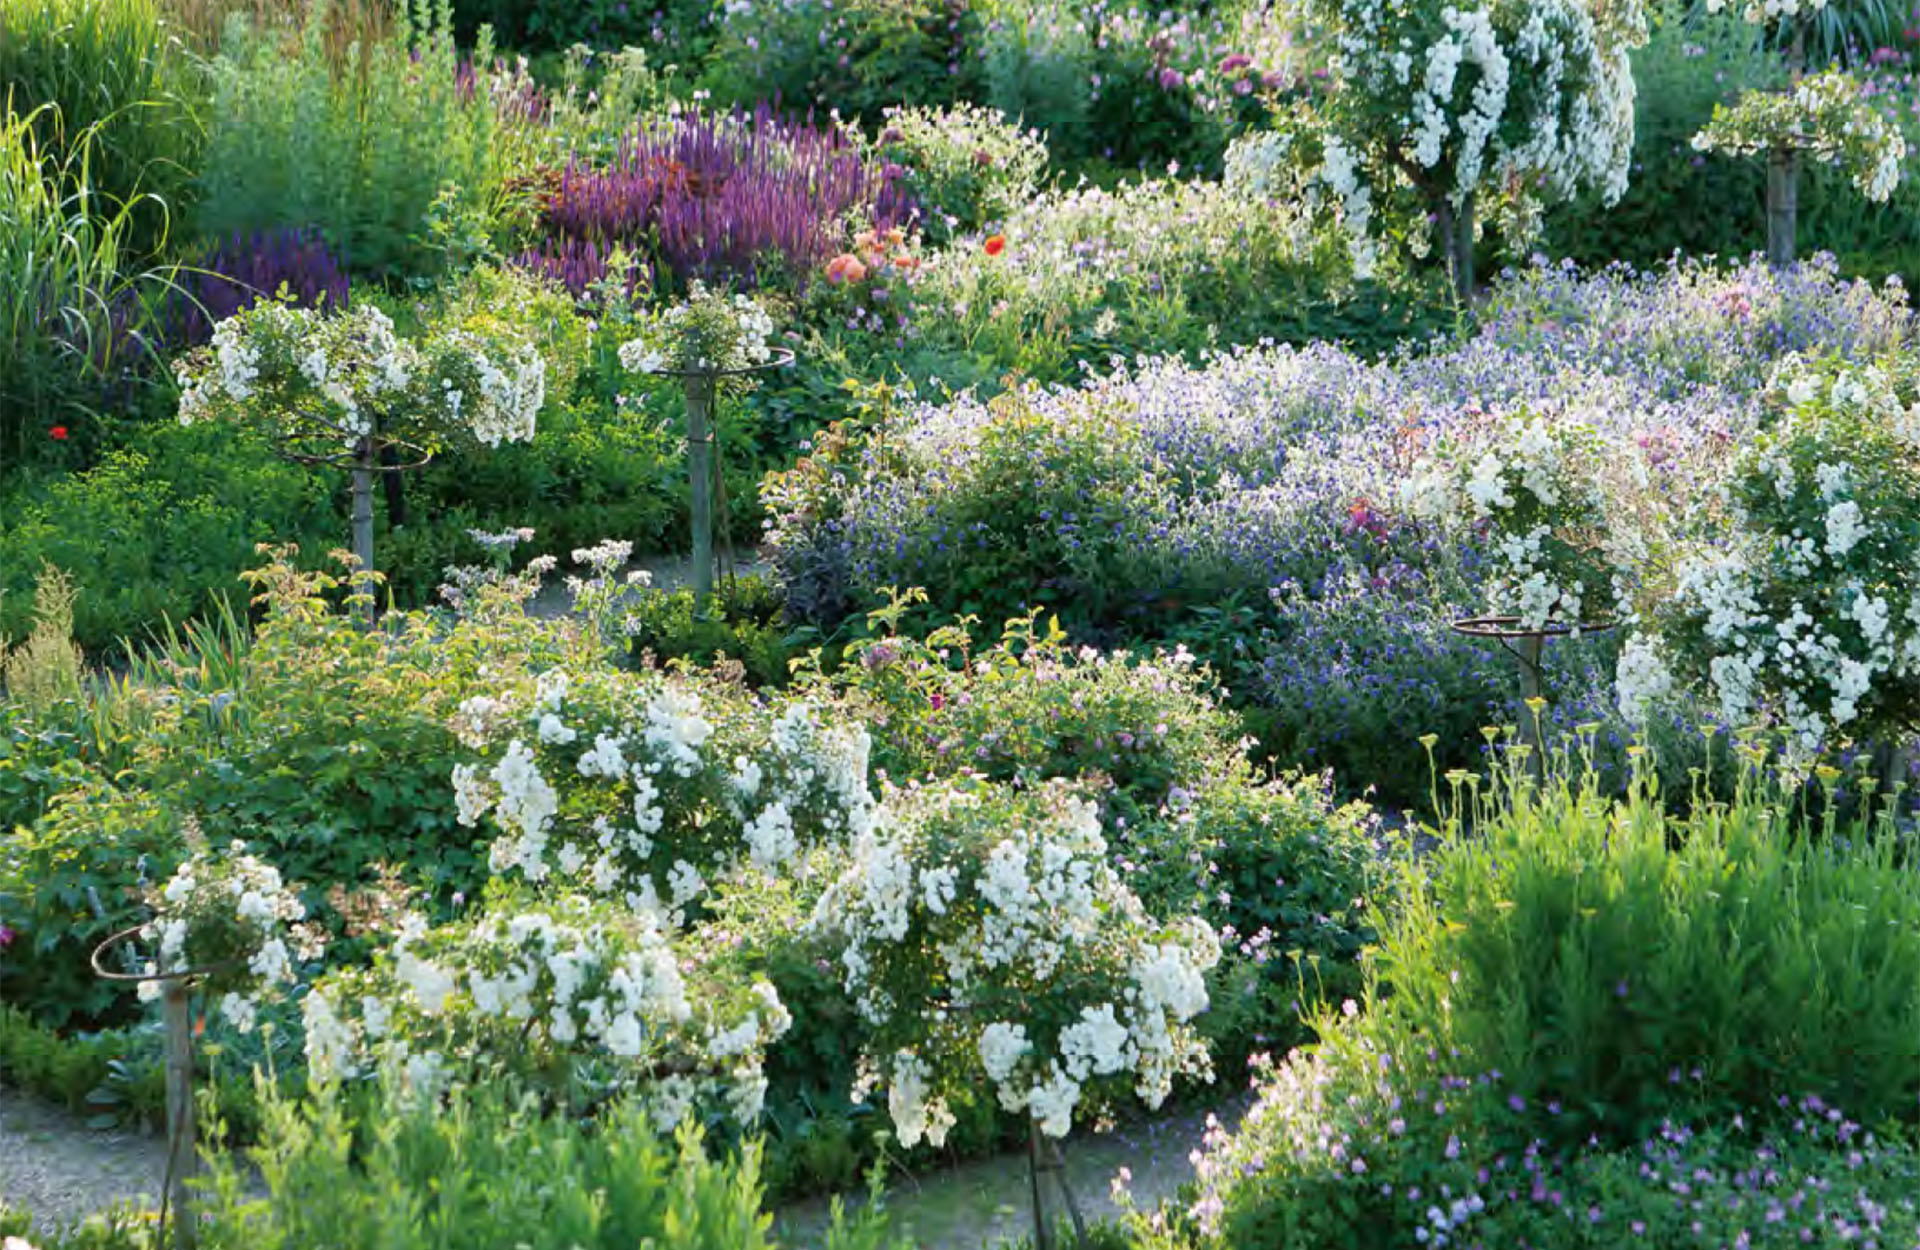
0;778;184;1028
622;576;795;687
703;0;980;122
1184;775;1385;1068
190;1079;905;1250
195;0;508;279
0;0;202;255
823;601;1245;830
1368;752;1920;1145
0;420;333;651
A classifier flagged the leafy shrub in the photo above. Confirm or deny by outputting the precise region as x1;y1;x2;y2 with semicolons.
0;421;332;650
1183;774;1384;1067
703;0;979;123
195;0;509;279
825;602;1245;826
869;102;1049;243
0;778;184;1029
0;0;202;255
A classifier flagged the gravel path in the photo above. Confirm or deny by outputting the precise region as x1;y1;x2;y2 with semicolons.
0;1086;166;1234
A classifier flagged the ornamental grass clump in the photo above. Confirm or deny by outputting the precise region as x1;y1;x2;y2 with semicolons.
1366;747;1920;1146
0;106;168;463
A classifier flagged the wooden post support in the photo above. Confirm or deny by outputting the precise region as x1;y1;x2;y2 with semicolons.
1028;1119;1056;1250
160;981;198;1250
685;373;716;616
1766;145;1798;269
350;439;377;625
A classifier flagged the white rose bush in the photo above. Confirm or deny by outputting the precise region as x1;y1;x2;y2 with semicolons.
1625;357;1920;751
303;897;792;1129
449;663;875;918
811;778;1220;1147
1403;410;1620;632
173;298;546;606
1240;0;1646;292
1693;70;1907;206
134;838;329;1034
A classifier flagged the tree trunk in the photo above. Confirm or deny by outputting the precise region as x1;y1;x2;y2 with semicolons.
1516;631;1545;784
1766;145;1798;268
1768;23;1806;269
1437;193;1475;306
685;374;716;616
351;440;377;624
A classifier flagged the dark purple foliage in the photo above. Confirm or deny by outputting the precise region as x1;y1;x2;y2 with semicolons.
169;228;350;348
516;105;910;297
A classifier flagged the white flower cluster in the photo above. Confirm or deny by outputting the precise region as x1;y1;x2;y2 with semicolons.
452;665;875;916
176;301;545;455
618;282;778;376
1404;412;1617;630
305;904;789;1128
1693;71;1907;204
1703;0;1826;23
1303;0;1644;254
813;782;1219;1142
138;840;326;1033
1646;358;1920;748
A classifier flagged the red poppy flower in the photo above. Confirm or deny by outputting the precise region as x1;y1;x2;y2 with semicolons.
48;426;69;441
984;234;1007;257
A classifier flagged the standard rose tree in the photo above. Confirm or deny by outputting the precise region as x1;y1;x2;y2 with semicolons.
1227;0;1647;298
811;777;1219;1248
174;297;546;614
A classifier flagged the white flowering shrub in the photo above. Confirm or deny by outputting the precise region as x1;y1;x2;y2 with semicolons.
1633;356;1920;748
1693;70;1907;204
1403;411;1620;630
175;300;546;457
450;663;874;919
303;895;790;1128
135;839;328;1033
617;281;778;376
810;778;1219;1144
1271;0;1647;276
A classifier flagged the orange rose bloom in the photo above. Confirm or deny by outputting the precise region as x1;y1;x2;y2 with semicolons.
984;234;1007;256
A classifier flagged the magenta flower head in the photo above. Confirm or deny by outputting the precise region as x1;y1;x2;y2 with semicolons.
1158;67;1186;90
1219;53;1252;74
0;923;14;950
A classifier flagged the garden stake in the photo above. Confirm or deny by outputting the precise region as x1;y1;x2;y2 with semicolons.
684;372;716;615
160;980;198;1250
1043;1132;1089;1245
350;439;377;624
1028;1119;1057;1250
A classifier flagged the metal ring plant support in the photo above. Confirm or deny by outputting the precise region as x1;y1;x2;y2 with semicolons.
91;929;244;1250
1450;615;1615;776
642;348;796;614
